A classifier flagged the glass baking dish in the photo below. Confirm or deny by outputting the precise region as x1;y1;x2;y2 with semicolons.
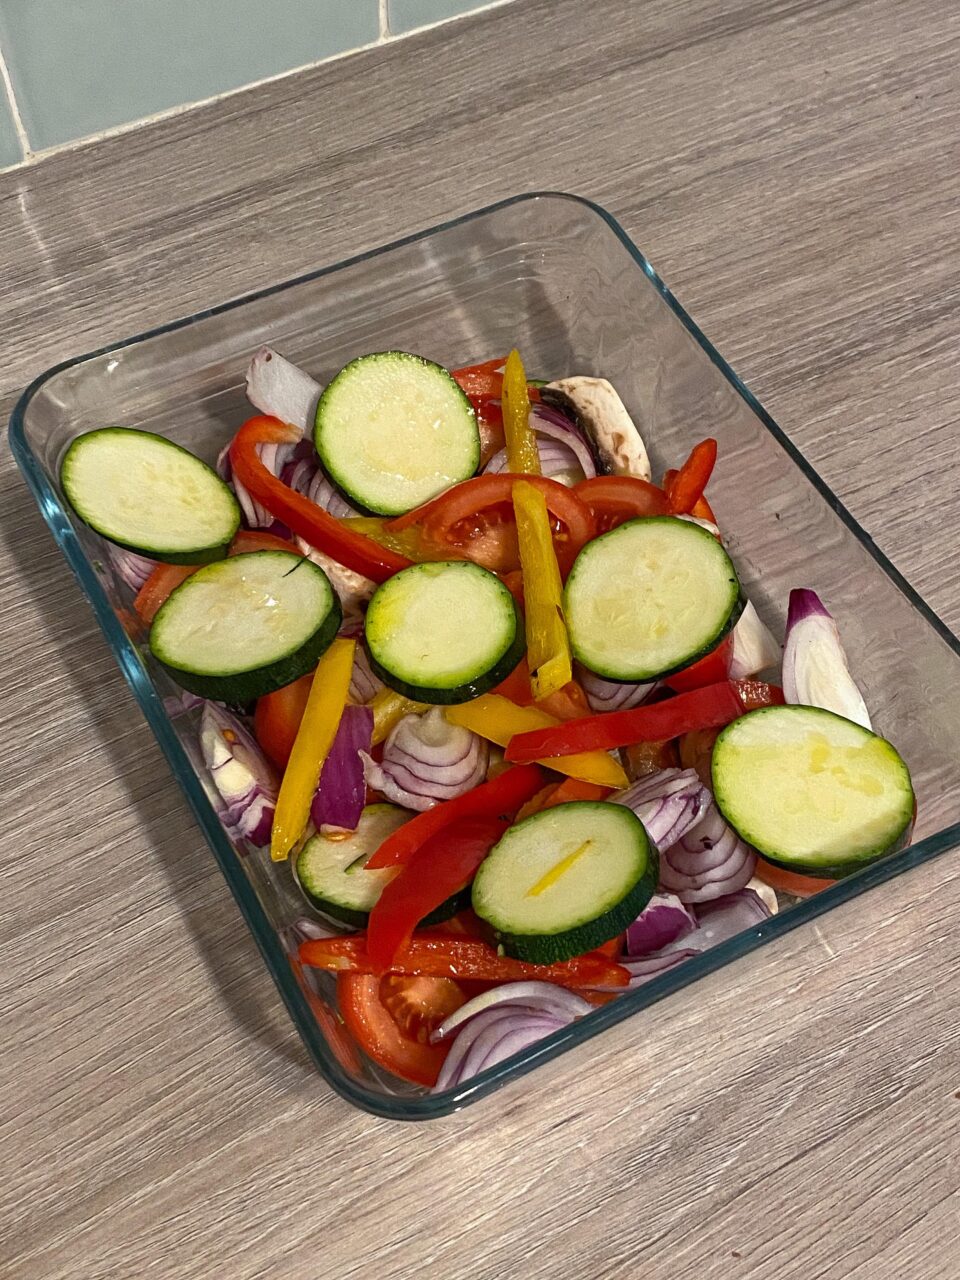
10;192;960;1119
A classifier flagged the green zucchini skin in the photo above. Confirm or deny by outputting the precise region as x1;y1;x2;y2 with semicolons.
150;552;341;703
365;560;525;704
296;804;469;927
564;517;743;682
60;427;241;564
712;705;916;879
313;351;480;517
472;802;658;964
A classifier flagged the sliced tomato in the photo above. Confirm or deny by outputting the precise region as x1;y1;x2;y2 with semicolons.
677;728;718;787
735;680;785;710
471;394;507;466
754;857;837;899
665;634;733;694
493;657;590;721
133;563;197;624
378;975;467;1044
387;474;595;579
573;475;670;533
624;738;680;780
253;672;313;769
229;529;296;554
337;973;459;1086
517;775;612;820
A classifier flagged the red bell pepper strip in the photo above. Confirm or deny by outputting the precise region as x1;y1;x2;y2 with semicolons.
665;438;718;515
366;816;510;970
505;681;756;763
365;763;545;869
228;416;411;581
300;934;631;990
664;634;733;694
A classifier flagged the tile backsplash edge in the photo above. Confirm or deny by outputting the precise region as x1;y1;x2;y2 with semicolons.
0;0;515;175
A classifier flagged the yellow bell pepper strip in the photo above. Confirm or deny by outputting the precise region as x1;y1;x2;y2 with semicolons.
445;694;628;789
501;348;541;475
501;348;573;700
512;478;573;700
370;687;429;745
271;638;356;862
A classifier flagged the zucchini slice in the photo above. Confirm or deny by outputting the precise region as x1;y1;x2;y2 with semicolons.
151;550;341;702
61;427;240;563
472;801;657;964
314;351;480;515
565;516;742;681
295;803;466;928
365;560;524;704
712;705;915;878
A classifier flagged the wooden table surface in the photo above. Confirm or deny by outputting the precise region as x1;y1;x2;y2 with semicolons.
2;0;959;1275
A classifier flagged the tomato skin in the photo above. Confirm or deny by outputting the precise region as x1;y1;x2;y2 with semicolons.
134;563;196;624
573;475;670;532
378;975;467;1044
386;475;596;577
753;857;837;899
132;530;296;625
337;974;456;1087
253;672;312;769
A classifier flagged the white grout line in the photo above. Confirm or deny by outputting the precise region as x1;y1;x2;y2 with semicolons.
0;0;517;176
0;39;31;159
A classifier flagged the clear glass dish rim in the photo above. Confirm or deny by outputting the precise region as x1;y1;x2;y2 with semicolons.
8;190;960;1120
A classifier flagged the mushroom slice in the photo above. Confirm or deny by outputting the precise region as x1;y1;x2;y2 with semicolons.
541;376;651;481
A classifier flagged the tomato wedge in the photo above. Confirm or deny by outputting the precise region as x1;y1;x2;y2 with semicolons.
338;974;461;1086
386;474;596;576
753;857;837;900
253;671;313;769
493;657;591;721
573;475;670;532
133;563;196;624
133;529;297;625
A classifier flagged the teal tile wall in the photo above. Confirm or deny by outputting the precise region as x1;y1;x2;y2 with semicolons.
0;0;512;166
388;0;502;35
0;0;379;151
0;80;20;167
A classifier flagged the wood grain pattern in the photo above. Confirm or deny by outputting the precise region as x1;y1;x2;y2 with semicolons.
1;0;959;1276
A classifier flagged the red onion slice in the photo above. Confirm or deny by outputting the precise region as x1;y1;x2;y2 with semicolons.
432;982;590;1092
484;437;586;487
108;545;156;591
782;588;871;728
217;438;299;530
623;948;700;987
349;644;383;704
361;710;488;812
307;469;359;520
579;665;658;713
311;705;374;833
729;600;781;679
625;892;697;956
612;768;711;851
432;982;593;1042
245;346;321;433
200;702;278;848
659;799;757;903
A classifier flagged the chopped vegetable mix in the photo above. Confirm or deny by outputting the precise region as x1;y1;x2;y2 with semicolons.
64;342;915;1095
